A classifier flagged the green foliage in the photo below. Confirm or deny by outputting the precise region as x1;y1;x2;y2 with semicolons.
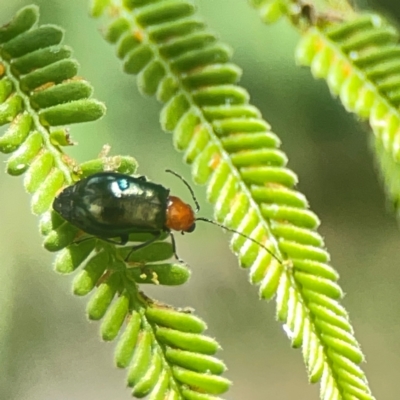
0;5;105;180
91;0;374;399
0;5;230;400
296;13;400;218
9;0;400;398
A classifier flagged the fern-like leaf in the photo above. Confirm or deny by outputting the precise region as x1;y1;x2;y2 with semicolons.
0;5;105;182
1;6;230;399
91;0;374;398
68;249;228;398
295;14;400;209
52;230;228;398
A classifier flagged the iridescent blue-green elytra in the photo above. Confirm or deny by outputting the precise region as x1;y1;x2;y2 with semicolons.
52;172;196;244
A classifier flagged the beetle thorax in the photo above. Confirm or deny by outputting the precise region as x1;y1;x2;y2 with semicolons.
166;196;195;232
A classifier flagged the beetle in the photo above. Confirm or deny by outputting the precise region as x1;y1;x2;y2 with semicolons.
52;170;282;263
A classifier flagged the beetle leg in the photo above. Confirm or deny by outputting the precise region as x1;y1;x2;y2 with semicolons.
72;234;96;245
124;231;162;261
169;232;186;265
119;234;129;245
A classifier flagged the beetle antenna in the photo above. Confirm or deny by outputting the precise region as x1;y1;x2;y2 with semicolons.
165;169;200;213
195;217;283;264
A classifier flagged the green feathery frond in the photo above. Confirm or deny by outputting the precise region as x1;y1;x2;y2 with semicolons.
91;0;374;398
295;13;400;214
1;6;231;399
71;256;230;398
250;1;400;217
0;5;105;187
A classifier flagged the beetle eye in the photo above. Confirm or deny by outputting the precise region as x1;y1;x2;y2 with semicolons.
186;223;196;233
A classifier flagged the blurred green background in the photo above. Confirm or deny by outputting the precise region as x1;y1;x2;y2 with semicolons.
0;0;399;399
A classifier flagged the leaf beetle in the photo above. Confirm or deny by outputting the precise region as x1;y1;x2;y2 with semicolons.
52;170;282;263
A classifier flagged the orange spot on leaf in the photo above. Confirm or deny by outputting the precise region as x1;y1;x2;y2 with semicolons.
134;29;144;42
209;153;221;170
33;82;55;92
341;62;352;77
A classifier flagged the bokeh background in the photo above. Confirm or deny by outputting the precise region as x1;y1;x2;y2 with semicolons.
0;0;399;399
